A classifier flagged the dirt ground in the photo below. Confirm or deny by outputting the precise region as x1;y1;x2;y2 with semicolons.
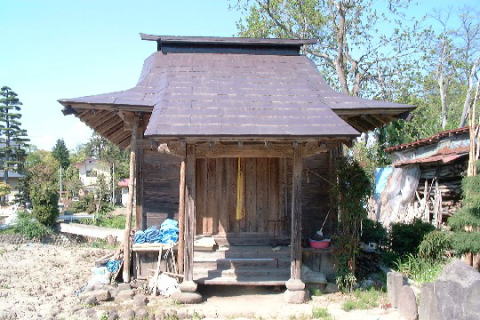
0;242;402;320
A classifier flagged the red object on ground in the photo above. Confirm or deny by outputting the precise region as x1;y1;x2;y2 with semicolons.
309;239;331;249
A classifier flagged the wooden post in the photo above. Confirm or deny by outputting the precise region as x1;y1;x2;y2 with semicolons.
184;144;196;282
176;143;202;303
135;124;145;229
290;143;303;280
122;115;138;283
177;149;186;274
285;143;306;303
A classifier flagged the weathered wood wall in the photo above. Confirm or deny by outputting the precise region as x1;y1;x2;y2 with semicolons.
140;150;335;241
195;158;283;236
142;150;180;227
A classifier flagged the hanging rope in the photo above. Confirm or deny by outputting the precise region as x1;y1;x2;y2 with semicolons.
236;157;245;220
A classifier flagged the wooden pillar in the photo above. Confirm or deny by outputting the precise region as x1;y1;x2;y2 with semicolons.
175;143;202;303
285;143;307;303
184;144;196;282
135;124;145;229
177;148;186;274
122;116;138;283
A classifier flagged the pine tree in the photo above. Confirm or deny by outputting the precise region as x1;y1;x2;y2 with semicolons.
52;139;70;169
0;86;29;184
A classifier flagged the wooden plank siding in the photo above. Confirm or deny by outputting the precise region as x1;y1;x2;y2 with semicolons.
140;149;336;242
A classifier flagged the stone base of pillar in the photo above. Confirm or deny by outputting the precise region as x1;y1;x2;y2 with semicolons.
171;281;203;304
284;279;308;304
171;291;203;304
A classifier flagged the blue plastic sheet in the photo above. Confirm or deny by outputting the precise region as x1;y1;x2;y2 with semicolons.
133;219;179;244
106;260;121;273
374;167;393;199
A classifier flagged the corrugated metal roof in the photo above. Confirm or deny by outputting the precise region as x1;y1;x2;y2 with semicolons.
393;146;469;167
385;127;470;153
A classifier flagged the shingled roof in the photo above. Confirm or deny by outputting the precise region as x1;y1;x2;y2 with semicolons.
59;35;415;142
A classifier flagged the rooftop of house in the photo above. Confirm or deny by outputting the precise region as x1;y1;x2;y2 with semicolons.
59;34;415;145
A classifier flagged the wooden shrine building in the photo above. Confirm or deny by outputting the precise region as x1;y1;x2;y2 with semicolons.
59;34;413;303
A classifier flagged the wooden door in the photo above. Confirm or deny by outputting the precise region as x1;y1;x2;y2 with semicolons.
196;158;286;237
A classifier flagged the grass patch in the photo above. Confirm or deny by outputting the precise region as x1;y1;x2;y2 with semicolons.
312;307;333;319
394;253;447;283
309;287;323;296
77;214;126;229
342;288;386;311
87;239;118;249
0;227;15;235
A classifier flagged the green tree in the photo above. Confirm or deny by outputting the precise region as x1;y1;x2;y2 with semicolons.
233;0;430;98
0;86;29;184
20;150;60;225
52;139;70;169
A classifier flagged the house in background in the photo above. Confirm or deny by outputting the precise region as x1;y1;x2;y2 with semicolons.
117;178;129;207
0;170;24;203
75;158;111;194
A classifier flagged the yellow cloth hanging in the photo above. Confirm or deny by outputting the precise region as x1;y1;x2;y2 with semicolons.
235;157;245;220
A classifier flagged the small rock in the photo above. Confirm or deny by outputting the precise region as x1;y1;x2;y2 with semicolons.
83;295;98;306
93;289;111;302
133;294;148;307
115;289;135;302
119;310;135;320
107;310;119;320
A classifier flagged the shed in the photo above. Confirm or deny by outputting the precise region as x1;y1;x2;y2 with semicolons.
59;34;413;303
372;127;469;227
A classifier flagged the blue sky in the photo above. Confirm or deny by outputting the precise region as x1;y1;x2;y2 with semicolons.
0;0;476;150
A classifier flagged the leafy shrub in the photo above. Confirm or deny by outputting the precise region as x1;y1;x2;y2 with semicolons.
13;211;52;239
71;193;96;214
394;253;445;283
361;219;388;244
448;211;480;230
30;183;59;226
451;232;480;254
336;269;357;293
418;231;452;262
390;219;435;256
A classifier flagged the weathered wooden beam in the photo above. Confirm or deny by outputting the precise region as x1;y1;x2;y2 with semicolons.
184;144;196;282
177;145;186;274
303;142;330;158
123;116;139;283
135;124;145;230
86;110;113;128
290;143;303;280
196;143;294;158
285;143;306;303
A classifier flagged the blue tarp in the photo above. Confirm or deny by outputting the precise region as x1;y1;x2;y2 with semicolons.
374;167;393;199
133;219;179;244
